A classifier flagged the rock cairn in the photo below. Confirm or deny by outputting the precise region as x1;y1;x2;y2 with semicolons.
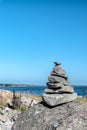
43;62;77;106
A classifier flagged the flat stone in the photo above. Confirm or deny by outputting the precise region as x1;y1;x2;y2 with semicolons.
47;82;63;89
48;76;70;86
53;66;66;75
51;71;68;79
43;93;77;106
44;86;74;94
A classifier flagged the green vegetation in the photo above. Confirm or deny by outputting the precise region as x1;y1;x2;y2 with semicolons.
77;96;87;102
0;89;42;113
13;103;30;113
0;101;6;109
12;91;29;113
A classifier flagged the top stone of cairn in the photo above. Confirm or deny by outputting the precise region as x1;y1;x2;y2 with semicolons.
52;62;66;76
54;62;61;66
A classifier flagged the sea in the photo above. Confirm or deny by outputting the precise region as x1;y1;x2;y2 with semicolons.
0;85;87;97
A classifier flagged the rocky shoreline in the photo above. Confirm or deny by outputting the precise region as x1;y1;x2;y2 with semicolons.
0;91;87;130
0;90;41;130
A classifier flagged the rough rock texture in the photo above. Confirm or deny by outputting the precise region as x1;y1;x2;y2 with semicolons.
47;82;63;89
52;65;66;75
45;86;74;94
48;76;70;86
0;106;19;130
43;93;77;106
51;71;68;79
0;90;40;108
0;90;41;130
0;90;13;106
12;100;87;130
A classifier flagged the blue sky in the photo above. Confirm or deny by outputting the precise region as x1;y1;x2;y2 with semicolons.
0;0;87;85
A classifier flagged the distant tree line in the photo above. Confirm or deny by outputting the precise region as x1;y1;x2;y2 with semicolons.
0;84;12;87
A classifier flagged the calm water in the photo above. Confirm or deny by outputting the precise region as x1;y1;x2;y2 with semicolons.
0;85;87;97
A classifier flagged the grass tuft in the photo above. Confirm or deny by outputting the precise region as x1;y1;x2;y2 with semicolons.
77;96;87;102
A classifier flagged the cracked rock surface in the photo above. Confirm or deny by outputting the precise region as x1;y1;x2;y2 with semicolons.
12;100;87;130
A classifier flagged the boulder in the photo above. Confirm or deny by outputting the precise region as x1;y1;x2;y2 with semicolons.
0;106;19;130
12;100;87;130
0;90;13;106
43;93;77;106
21;96;32;107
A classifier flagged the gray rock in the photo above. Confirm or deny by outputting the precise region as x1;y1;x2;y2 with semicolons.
12;100;87;130
44;86;74;94
51;71;68;79
0;106;19;130
43;93;77;106
7;102;13;108
54;62;61;66
48;76;70;86
47;82;63;89
53;66;66;75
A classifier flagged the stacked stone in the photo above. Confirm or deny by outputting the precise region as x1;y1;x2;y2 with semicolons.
43;62;77;107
